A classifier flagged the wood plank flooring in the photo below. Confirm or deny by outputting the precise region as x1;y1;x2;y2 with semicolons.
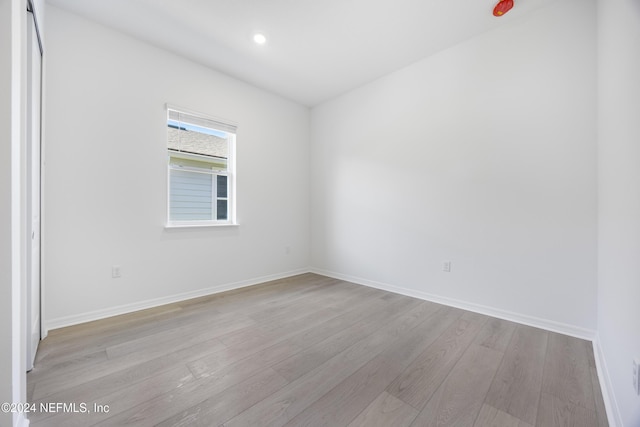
27;273;608;427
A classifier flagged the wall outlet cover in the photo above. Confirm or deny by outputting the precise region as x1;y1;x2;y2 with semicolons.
112;265;122;278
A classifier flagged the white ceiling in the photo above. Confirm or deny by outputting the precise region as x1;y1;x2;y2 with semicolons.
46;0;557;106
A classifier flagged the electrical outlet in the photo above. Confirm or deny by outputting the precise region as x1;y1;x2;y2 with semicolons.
442;261;452;273
634;358;640;396
285;246;291;255
112;265;122;278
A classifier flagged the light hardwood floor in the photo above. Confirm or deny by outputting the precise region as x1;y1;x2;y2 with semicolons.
27;273;608;427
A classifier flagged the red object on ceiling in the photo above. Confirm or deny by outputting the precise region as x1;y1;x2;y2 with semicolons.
493;0;514;16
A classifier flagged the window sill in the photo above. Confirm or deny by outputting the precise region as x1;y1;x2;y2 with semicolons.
164;222;239;229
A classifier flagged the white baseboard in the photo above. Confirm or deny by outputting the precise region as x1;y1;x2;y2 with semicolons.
45;268;309;331
309;268;596;341
311;268;622;424
44;267;616;426
593;335;623;427
310;268;623;427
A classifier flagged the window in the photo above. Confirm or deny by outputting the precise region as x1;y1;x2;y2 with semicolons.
166;106;236;226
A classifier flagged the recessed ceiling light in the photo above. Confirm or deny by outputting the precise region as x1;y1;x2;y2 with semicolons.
253;33;267;45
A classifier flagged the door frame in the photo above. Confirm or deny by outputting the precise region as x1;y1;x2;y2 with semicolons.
26;0;43;371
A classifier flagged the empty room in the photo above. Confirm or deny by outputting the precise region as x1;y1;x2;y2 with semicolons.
1;0;639;426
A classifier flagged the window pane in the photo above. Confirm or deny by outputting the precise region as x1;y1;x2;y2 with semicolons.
169;168;213;221
217;175;228;198
167;115;228;171
167;107;234;224
217;200;228;220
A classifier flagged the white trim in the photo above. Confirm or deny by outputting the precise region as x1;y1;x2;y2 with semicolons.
227;133;236;224
39;36;47;341
16;413;29;427
45;268;308;331
166;108;236;227
11;0;29;424
593;335;623;427
164;222;239;229
309;268;596;341
42;267;615;426
165;103;238;131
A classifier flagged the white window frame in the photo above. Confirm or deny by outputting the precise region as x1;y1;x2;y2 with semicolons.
165;105;237;228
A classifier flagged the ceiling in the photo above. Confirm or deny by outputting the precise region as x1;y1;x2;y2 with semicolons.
46;0;557;107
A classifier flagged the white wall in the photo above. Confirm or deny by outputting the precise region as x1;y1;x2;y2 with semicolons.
43;6;310;327
310;0;598;333
597;0;640;425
